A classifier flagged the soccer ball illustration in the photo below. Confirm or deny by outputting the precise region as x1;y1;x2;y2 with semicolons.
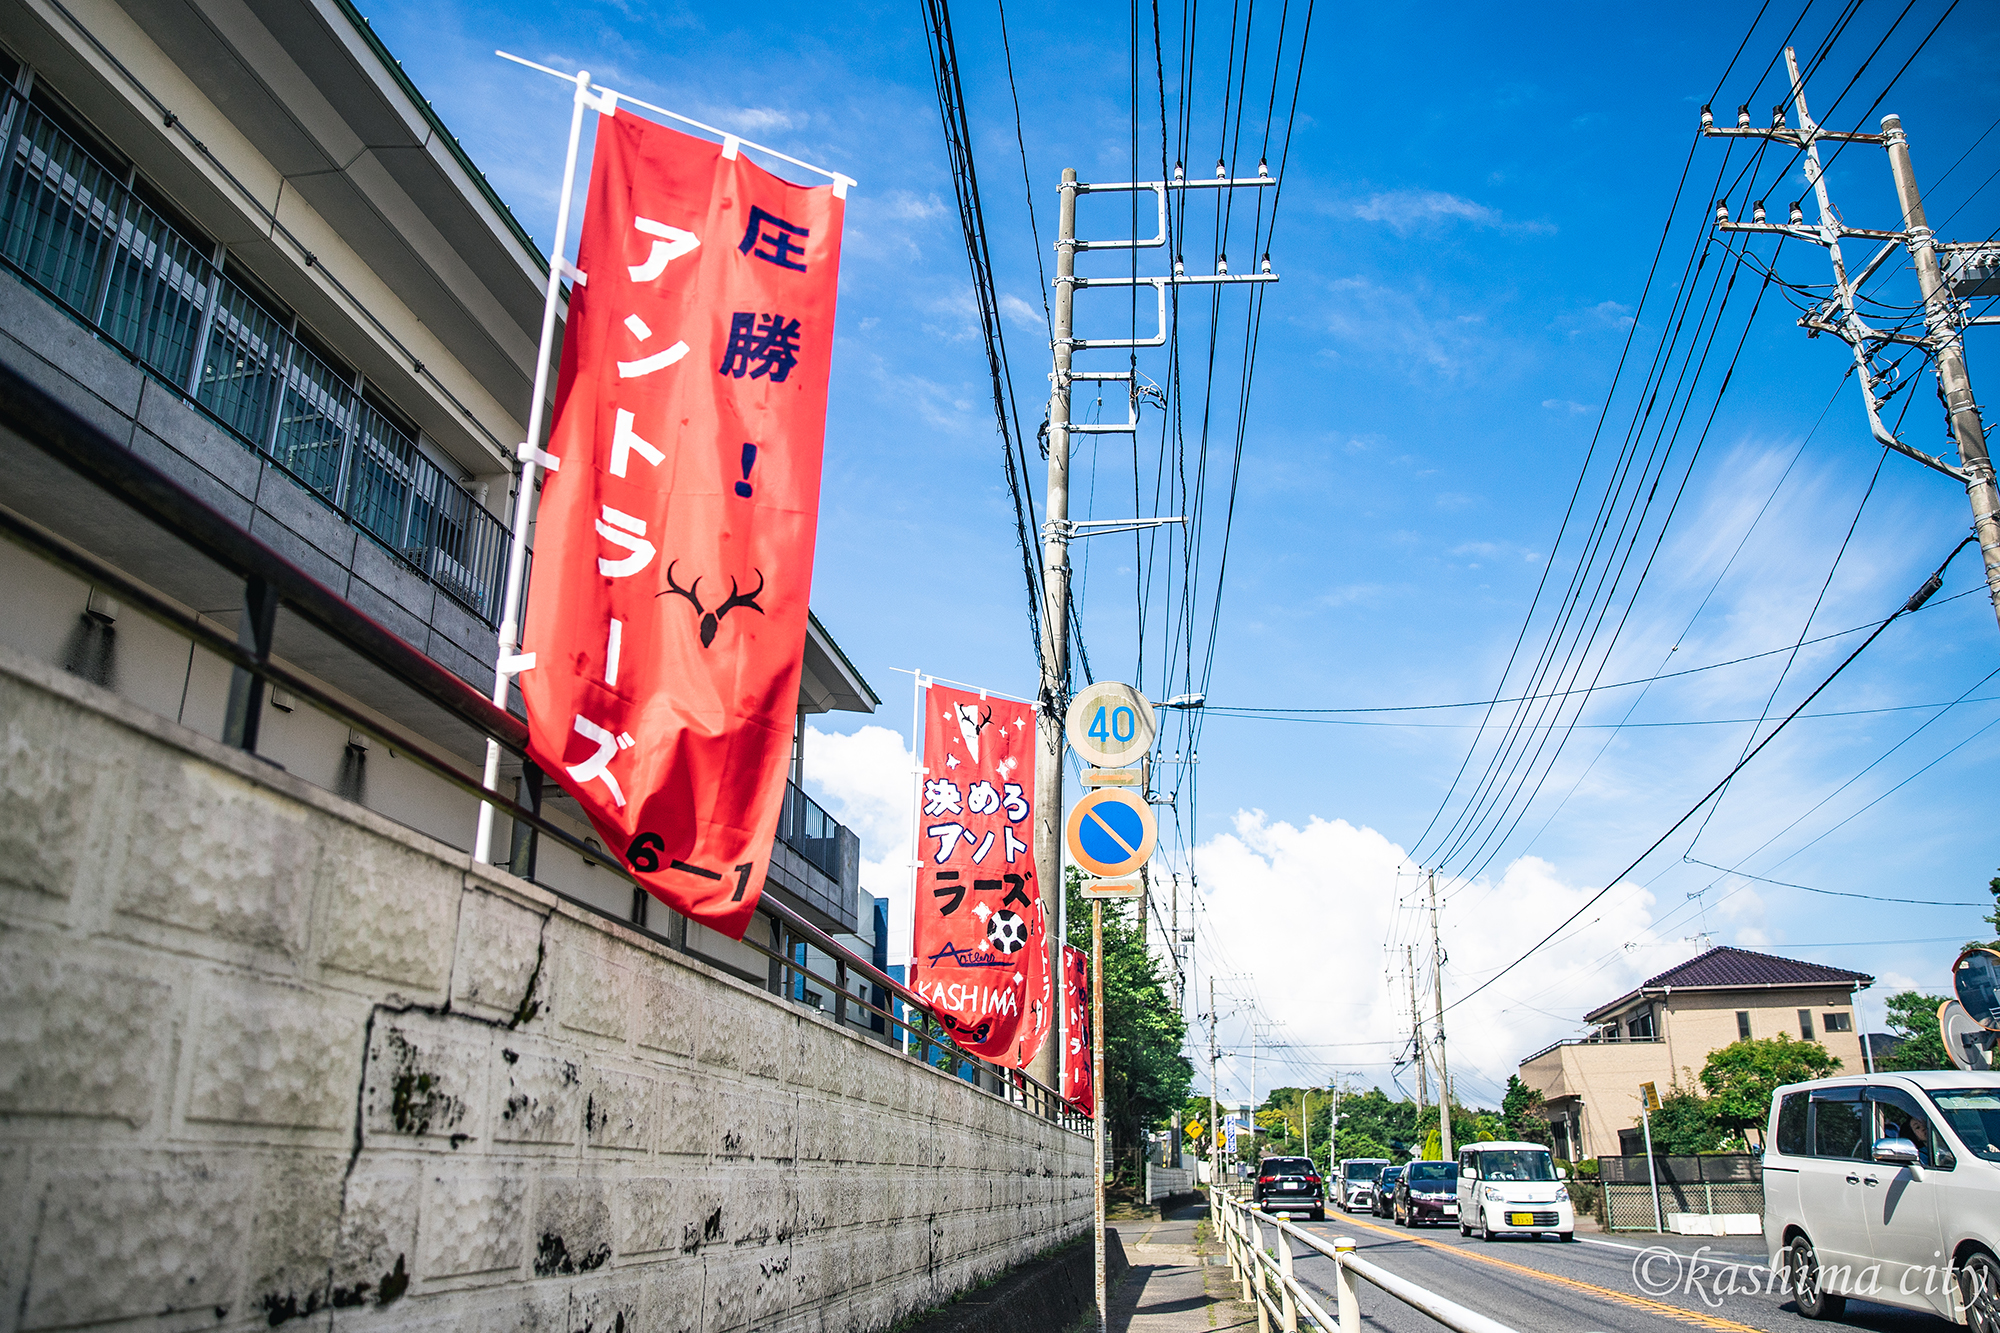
986;909;1028;954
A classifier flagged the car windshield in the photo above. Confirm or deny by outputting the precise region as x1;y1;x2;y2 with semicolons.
1345;1162;1384;1181
1925;1089;2000;1162
1263;1159;1312;1175
1473;1150;1555;1182
1405;1162;1458;1185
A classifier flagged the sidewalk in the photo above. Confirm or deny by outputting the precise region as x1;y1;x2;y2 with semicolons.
1103;1200;1258;1332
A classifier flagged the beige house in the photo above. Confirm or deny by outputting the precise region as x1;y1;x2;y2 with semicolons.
1519;946;1874;1159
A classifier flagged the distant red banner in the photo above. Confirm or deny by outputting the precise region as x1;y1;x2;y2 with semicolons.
908;683;1049;1066
520;110;845;940
1062;944;1093;1115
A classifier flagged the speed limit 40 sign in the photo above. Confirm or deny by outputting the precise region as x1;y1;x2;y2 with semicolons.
1065;682;1156;768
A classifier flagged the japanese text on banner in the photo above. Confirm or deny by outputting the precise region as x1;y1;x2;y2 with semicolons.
1061;944;1093;1115
520;111;845;940
908;683;1048;1067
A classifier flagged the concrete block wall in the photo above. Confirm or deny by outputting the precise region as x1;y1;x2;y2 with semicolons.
0;647;1091;1332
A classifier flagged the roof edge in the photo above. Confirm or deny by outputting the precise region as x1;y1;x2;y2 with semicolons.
327;0;548;276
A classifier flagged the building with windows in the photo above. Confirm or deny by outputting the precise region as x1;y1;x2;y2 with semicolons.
1517;946;1874;1160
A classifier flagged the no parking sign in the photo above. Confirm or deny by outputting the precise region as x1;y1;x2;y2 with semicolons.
1065;787;1156;879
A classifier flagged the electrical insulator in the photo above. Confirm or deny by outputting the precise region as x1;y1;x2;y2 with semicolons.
1257;158;1270;178
1772;106;1788;129
1699;104;1714;129
1173;161;1185;181
1214;158;1226;179
1789;201;1805;225
1736;105;1751;128
1260;253;1272;274
1753;200;1767;224
1173;254;1185;276
1216;252;1229;275
1715;202;1730;225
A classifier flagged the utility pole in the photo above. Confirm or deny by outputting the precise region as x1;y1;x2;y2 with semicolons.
1030;169;1078;1095
1704;49;2000;632
1406;944;1428;1119
1428;870;1453;1159
1208;978;1219;1190
1092;898;1106;1333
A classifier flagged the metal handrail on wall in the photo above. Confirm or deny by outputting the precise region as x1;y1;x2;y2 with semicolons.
0;358;1088;1134
1212;1190;1525;1333
0;91;515;627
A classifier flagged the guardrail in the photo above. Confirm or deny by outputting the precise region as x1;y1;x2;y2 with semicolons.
1211;1190;1524;1333
0;90;515;626
0;355;1088;1135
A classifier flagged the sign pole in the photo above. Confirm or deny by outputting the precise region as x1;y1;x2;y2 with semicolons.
1640;1082;1663;1233
474;67;594;864
1093;896;1107;1333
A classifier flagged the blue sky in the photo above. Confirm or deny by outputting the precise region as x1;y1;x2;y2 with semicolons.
371;0;2000;1104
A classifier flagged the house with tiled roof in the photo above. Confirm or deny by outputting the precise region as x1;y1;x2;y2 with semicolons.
1518;947;1874;1160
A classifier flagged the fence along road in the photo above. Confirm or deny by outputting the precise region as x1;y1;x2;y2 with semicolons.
1214;1192;1820;1333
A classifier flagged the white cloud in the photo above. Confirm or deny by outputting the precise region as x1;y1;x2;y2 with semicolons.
803;724;916;960
1000;293;1045;333
1348;189;1497;232
1190;811;1670;1108
883;189;948;221
1542;399;1593;415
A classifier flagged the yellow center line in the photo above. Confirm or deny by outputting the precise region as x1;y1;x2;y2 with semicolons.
1332;1213;1761;1333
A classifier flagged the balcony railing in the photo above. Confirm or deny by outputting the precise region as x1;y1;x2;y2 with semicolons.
0;96;514;626
778;779;845;882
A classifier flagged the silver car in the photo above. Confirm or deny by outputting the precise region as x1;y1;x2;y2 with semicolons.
1762;1071;2000;1328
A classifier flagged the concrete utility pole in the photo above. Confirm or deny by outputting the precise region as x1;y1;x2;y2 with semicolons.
1428;871;1453;1159
1029;169;1079;1095
1705;49;2000;633
1208;978;1220;1188
1406;944;1428;1120
1883;116;2000;618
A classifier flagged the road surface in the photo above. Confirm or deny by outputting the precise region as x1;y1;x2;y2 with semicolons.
1260;1209;1952;1333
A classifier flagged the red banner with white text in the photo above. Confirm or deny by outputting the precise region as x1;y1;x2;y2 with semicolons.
1061;944;1093;1115
520;111;845;940
908;683;1049;1066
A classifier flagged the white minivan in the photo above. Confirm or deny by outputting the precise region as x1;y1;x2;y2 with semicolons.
1456;1141;1576;1242
1762;1071;2000;1328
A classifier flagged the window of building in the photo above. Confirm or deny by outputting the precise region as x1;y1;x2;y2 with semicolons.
1627;1009;1656;1040
1823;1012;1852;1033
1736;1011;1752;1040
1799;1009;1815;1040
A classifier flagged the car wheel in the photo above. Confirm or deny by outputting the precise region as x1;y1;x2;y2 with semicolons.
1559;1232;1575;1243
1459;1219;1471;1237
1788;1235;1847;1321
1958;1251;2000;1333
1311;1209;1324;1222
1480;1212;1498;1243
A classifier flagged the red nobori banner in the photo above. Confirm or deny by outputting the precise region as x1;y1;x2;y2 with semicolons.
1061;944;1093;1115
520;110;844;940
908;683;1049;1066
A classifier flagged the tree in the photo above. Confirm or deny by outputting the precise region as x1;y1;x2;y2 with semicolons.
1502;1076;1552;1147
1699;1035;1841;1143
1643;1083;1735;1154
1880;990;1950;1071
1064;870;1193;1183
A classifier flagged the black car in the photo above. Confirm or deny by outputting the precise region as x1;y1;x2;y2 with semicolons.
1371;1166;1404;1218
1252;1156;1325;1219
1393;1160;1460;1227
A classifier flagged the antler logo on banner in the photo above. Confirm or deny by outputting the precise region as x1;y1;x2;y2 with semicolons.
520;111;845;940
1061;944;1093;1115
909;683;1049;1067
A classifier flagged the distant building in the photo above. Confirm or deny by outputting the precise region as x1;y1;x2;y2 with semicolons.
1518;946;1873;1159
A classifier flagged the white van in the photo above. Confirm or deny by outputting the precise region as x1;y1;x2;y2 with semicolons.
1335;1158;1389;1213
1456;1141;1576;1242
1761;1071;2000;1325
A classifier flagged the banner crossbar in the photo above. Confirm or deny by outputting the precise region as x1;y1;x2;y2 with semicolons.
498;51;858;197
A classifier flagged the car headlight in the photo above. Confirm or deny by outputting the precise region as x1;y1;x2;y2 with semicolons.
1482;1186;1501;1202
1554;1186;1570;1204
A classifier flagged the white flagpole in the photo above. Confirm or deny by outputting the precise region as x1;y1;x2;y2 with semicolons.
474;67;597;864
